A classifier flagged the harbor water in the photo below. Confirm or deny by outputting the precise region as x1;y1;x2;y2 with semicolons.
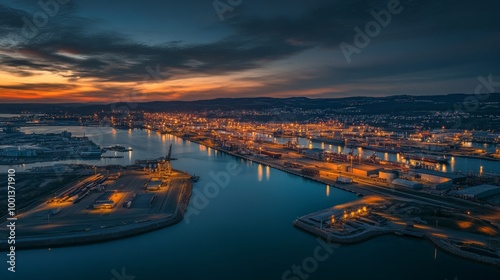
1;126;499;280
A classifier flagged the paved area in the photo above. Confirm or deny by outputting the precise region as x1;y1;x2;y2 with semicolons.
0;169;190;238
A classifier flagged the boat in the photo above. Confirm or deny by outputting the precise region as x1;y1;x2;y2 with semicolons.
103;145;133;152
310;137;345;145
401;154;449;164
324;152;348;162
191;174;200;182
363;145;400;153
79;151;102;158
378;160;405;168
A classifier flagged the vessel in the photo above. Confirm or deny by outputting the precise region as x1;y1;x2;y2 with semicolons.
191;174;200;182
103;145;133;152
401;154;449;164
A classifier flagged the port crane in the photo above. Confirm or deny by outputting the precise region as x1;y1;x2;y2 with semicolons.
135;144;175;177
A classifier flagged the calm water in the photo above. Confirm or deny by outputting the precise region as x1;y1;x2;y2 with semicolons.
1;127;499;279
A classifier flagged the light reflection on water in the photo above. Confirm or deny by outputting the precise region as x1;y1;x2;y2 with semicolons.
0;126;497;280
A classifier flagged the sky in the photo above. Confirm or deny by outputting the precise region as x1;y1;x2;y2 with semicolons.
0;0;499;103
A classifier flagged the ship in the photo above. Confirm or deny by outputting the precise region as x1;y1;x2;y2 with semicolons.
191;174;200;182
310;137;345;145
103;145;133;152
79;149;102;158
401;154;449;164
363;145;401;153
324;152;348;162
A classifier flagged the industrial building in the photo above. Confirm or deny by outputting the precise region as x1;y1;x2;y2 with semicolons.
409;169;466;190
379;169;398;182
310;209;344;225
0;145;48;157
146;180;163;191
392;179;423;190
351;165;382;177
260;150;282;159
93;191;118;209
455;184;500;200
302;148;324;160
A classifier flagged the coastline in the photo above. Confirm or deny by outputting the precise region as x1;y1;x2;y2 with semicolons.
174;132;500;268
0;172;192;251
294;218;500;268
2;129;498;267
171;133;364;197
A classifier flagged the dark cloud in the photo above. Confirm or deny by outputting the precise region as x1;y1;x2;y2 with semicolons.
0;1;307;84
0;83;77;91
0;0;499;100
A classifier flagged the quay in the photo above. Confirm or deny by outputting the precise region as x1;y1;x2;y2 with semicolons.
293;197;500;267
0;167;193;250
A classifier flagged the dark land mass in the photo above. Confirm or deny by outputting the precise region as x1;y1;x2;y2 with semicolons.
1;93;499;114
1;93;500;130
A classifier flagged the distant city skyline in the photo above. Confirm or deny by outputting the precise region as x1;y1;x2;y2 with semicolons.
0;0;499;102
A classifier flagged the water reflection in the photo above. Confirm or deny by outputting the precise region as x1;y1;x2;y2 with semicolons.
326;185;330;197
266;166;270;181
258;164;263;182
9;127;498;176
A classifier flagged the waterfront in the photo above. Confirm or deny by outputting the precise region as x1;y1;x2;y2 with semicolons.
0;127;498;175
271;135;499;174
1;126;499;279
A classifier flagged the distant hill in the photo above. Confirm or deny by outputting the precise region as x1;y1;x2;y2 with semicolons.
1;93;499;115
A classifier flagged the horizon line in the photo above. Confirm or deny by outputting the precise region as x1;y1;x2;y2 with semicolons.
1;92;499;105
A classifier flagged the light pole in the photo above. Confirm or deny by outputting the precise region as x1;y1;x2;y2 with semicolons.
350;156;353;173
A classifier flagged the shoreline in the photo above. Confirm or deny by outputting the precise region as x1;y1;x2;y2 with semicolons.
0;171;193;251
172;133;364;197
175;133;500;268
3;129;498;266
294;218;500;268
292;205;500;268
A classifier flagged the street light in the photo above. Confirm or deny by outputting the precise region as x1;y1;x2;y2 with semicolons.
350;155;353;173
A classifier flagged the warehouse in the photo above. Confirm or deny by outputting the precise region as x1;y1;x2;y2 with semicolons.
302;148;324;160
93;191;118;209
392;179;423;190
146;180;163;191
410;169;465;190
456;184;500;200
0;145;45;157
411;169;466;183
379;169;398;182
352;165;382;177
